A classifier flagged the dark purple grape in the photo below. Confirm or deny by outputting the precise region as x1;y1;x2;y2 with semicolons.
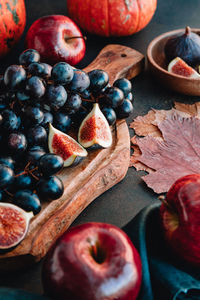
38;154;64;176
26;146;46;164
28;62;45;77
51;62;74;85
41;63;52;79
99;87;124;108
13;190;41;215
115;99;133;119
80;89;91;99
7;133;27;154
72;108;88;126
126;92;133;101
0;164;14;189
68;69;90;93
0;157;15;170
23;106;44;126
4;65;26;90
16;90;30;102
0;100;7;111
27;125;47;146
46;85;67;110
101;107;116;126
36;175;64;201
26;76;46;98
14;173;34;191
1;109;20;132
41;112;53;128
19;49;40;66
113;78;132;97
88;69;109;92
64;93;82;114
53;112;71;133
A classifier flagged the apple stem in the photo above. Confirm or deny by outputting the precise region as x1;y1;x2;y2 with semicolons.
65;36;87;42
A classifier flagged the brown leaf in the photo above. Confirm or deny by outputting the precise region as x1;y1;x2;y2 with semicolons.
174;102;200;117
131;114;200;193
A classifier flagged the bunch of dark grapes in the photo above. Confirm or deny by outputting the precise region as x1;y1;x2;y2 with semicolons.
0;49;134;214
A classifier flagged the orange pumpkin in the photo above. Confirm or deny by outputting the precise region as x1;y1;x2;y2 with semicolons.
67;0;157;36
0;0;26;57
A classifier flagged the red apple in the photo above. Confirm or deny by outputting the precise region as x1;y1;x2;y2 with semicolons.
42;222;142;300
25;15;86;65
160;174;200;266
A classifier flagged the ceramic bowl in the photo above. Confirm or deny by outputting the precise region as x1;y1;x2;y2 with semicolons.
147;28;200;96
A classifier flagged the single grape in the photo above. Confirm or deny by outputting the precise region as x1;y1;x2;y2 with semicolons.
1;109;20;132
0;157;15;170
38;154;64;176
7;133;27;154
27;125;47;146
16;90;30;102
0;100;7;111
99;87;124;108
53;112;71;133
51;62;74;85
101;107;117;126
88;69;109;92
68;69;90;93
26;146;46;164
64;93;82;114
13;190;41;215
80;89;91;99
72;108;88;126
28;62;45;77
126;92;133;101
4;65;26;90
115;99;133;119
0;164;14;189
41;63;52;79
23;106;44;126
46;85;67;110
19;49;40;66
113;78;132;97
26;76;46;98
14;173;34;191
41;111;53;129
36;175;64;201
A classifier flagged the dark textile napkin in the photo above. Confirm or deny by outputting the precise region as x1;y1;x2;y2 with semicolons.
123;202;200;300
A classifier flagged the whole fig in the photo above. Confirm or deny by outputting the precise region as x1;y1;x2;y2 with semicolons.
164;26;200;67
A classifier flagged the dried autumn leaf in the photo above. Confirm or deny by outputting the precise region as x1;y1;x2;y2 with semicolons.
131;113;200;193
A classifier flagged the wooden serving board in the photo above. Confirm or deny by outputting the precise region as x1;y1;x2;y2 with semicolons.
0;44;144;271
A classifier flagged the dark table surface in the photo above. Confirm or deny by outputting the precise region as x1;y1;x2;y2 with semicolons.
0;0;200;296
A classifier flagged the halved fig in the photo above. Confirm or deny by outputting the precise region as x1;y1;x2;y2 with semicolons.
168;57;200;78
48;123;88;167
0;203;33;250
78;103;112;148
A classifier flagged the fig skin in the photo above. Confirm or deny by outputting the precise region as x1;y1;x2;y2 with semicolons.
164;26;200;67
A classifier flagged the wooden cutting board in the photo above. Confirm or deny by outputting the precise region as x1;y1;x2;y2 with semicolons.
0;44;144;271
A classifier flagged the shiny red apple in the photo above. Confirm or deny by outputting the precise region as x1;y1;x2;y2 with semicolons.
42;222;142;300
25;15;86;65
160;174;200;266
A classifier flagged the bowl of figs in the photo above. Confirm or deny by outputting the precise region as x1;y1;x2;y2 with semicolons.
147;26;200;96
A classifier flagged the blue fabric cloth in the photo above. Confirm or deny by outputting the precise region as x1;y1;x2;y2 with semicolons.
123;202;200;300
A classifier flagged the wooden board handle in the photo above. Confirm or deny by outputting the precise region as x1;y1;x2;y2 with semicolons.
84;44;144;83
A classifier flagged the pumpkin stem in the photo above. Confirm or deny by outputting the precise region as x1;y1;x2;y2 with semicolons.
185;26;191;35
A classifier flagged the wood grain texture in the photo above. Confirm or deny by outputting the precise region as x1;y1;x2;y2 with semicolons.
0;44;144;271
147;28;200;96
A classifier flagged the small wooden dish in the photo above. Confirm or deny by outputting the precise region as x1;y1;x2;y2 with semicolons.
147;28;200;96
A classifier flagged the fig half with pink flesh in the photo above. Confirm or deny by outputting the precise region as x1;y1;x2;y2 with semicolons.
48;123;87;167
168;57;200;78
0;203;33;250
78;103;112;148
